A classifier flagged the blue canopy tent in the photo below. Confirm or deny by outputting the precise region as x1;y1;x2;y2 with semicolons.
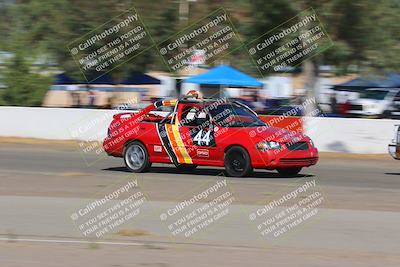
184;65;262;87
87;73;115;85
52;72;115;86
50;73;80;91
333;74;400;91
121;72;161;85
118;72;161;96
53;73;78;85
183;65;262;98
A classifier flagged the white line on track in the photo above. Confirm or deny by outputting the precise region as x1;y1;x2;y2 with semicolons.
0;236;264;251
0;237;143;246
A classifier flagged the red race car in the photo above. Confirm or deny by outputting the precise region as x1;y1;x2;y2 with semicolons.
103;95;318;177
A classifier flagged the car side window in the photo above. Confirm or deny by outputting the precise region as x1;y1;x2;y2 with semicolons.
181;106;210;127
394;91;400;102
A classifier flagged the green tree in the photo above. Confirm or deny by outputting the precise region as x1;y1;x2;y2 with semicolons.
0;51;52;106
5;0;180;79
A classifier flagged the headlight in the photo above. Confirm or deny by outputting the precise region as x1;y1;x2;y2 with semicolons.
256;141;281;151
366;104;376;110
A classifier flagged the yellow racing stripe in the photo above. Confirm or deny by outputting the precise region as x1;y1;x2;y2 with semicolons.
171;124;193;164
165;124;184;163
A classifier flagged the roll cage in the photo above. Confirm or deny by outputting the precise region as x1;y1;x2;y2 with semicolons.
155;96;264;128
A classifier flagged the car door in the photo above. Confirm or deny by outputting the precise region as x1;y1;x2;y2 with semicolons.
178;104;218;163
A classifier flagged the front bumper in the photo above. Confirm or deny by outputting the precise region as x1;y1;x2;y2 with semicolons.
388;144;400;160
348;109;383;117
251;145;319;169
277;156;319;166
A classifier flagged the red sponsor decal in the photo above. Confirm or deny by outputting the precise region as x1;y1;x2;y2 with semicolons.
197;149;209;158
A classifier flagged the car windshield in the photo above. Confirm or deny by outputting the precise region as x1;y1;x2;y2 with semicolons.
208;103;266;127
360;90;389;100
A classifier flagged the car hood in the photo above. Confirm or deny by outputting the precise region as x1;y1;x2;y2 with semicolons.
247;126;309;143
351;99;381;105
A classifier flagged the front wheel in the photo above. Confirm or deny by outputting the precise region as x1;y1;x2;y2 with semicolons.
224;146;253;177
276;167;302;177
123;141;151;173
380;110;392;119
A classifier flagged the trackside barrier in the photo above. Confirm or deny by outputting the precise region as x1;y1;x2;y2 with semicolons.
0;106;119;140
304;117;397;154
0;107;396;153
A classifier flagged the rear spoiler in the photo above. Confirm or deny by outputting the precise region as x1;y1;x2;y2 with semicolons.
113;112;135;120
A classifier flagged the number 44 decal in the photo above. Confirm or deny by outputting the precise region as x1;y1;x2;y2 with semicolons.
193;129;211;146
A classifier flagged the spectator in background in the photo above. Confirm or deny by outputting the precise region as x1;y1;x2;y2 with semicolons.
339;98;350;117
66;84;80;107
330;93;338;114
105;94;115;109
86;84;96;108
293;93;303;105
251;90;265;113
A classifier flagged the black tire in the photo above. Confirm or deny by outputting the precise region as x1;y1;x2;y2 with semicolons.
381;110;391;119
224;146;253;177
176;164;198;172
276;167;302;177
123;141;151;173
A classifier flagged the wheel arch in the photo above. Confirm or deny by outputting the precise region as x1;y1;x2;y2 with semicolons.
224;143;264;168
223;144;254;177
123;139;151;161
123;138;152;172
124;138;146;149
224;144;249;154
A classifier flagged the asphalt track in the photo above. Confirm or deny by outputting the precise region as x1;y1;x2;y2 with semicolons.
0;141;400;267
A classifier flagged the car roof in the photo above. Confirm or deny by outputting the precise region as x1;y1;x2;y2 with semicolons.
366;88;399;91
179;98;232;105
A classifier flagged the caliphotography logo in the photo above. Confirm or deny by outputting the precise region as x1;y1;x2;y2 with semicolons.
67;8;154;83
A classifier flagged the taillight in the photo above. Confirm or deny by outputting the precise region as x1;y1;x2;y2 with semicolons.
108;121;120;137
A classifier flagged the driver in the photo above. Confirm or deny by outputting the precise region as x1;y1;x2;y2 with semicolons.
186;90;203;99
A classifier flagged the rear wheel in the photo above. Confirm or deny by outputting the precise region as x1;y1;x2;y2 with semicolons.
224;146;253;177
123;141;151;173
276;167;302;177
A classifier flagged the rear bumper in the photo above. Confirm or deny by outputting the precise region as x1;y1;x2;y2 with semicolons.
103;137;124;157
348;110;381;117
388;144;400;160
